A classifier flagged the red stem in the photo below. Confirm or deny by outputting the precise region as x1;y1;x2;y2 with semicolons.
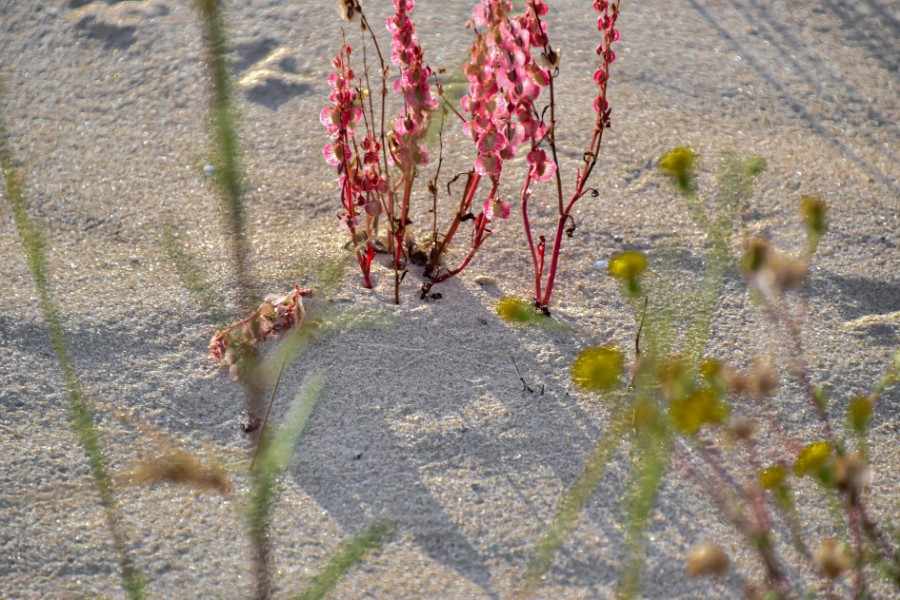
339;153;372;288
520;170;543;302
393;173;414;303
423;215;491;291
530;0;618;311
426;171;481;276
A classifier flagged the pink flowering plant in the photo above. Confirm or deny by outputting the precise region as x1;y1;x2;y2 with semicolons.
421;0;546;298
323;0;622;313
321;43;379;289
521;0;620;313
386;0;439;301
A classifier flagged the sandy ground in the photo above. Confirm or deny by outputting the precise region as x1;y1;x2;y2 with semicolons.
0;0;898;598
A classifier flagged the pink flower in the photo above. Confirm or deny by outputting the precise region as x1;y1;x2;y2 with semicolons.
475;153;502;177
527;148;556;182
484;196;511;220
322;142;346;167
476;127;507;154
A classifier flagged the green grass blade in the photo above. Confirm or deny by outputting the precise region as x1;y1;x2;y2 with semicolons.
682;156;759;366
1;102;146;599
194;0;255;312
615;419;672;599
247;375;325;541
162;224;231;326
292;519;397;600
520;401;631;595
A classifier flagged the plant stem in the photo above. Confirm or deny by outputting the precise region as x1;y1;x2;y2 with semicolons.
2;109;145;598
394;173;414;303
520;175;543;302
520;401;631;595
425;171;481;278
537;109;605;310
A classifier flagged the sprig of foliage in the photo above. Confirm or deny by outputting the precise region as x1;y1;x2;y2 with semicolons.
522;147;900;598
1;98;147;599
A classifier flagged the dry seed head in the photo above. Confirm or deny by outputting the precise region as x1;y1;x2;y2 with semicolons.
730;415;756;440
764;249;808;292
748;356;778;397
686;543;730;577
725;371;749;396
336;0;360;22
815;538;852;579
834;454;869;494
538;47;562;70
742;239;808;294
126;449;231;496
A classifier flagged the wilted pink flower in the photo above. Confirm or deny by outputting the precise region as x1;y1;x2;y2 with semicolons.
209;286;308;374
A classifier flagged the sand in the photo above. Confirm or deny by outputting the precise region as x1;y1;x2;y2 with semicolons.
0;0;897;598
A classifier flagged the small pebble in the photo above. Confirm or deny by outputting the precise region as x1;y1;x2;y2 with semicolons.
203;165;215;176
594;260;608;269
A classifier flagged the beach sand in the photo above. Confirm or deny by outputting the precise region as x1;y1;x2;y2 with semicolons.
0;0;897;597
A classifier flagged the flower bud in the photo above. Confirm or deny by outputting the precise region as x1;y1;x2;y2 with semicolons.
659;146;698;195
686;543;729;577
800;194;828;252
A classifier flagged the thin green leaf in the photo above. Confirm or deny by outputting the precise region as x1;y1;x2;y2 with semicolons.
247;376;325;540
293;519;397;600
521;401;631;594
1;100;146;599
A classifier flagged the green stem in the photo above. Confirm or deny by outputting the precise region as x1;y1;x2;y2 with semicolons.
520;402;631;595
1;103;145;598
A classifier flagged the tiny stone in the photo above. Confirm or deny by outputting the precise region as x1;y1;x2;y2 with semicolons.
203;165;215;176
594;260;608;269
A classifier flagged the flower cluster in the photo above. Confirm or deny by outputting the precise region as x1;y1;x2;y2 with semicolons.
592;0;619;124
321;44;379;286
463;0;552;180
387;0;438;172
423;0;556;292
322;45;364;230
319;1;623;306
